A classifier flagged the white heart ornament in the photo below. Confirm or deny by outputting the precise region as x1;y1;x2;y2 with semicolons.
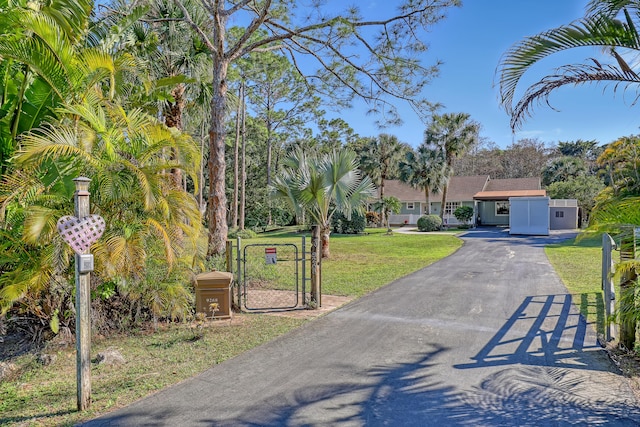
57;215;105;254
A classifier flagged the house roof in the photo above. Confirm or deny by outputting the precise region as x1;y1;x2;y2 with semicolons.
484;177;541;191
382;176;490;202
428;175;489;201
380;180;425;201
473;190;547;201
381;176;544;203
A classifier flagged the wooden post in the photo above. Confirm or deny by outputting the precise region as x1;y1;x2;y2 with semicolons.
310;225;320;308
602;233;617;343
74;177;92;410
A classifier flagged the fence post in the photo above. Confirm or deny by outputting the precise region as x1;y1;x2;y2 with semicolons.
602;233;617;343
310;225;320;308
74;177;92;411
236;236;242;311
302;235;306;306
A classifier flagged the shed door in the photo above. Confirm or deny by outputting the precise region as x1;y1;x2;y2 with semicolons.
509;197;549;236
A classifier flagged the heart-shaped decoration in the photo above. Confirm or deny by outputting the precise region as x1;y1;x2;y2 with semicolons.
57;215;105;254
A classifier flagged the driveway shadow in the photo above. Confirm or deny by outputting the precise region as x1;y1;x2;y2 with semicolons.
454;294;604;371
460;227;579;247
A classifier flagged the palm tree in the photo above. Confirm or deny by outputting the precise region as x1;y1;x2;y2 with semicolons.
541;156;588;186
113;0;212;189
271;147;375;259
373;196;402;233
424;113;479;223
399;144;447;215
0;0;93;172
0;93;202;326
497;0;640;130
360;134;407;226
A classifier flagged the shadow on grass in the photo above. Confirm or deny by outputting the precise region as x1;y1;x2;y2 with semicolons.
0;409;77;426
580;292;605;336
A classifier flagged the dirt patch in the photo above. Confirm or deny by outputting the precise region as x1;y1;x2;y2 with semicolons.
606;343;640;400
239;291;353;319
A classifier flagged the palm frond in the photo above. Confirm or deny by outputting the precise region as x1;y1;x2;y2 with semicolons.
498;13;640;121
510;60;640;129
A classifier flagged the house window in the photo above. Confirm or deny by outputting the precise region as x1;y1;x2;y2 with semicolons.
555;211;564;218
495;201;509;216
444;201;461;215
406;202;415;210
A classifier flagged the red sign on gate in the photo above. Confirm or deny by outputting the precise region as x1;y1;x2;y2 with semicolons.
265;247;277;265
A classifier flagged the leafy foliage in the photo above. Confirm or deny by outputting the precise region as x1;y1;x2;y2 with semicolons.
331;211;366;235
498;0;640;130
271;147;375;257
417;214;442;232
453;206;474;225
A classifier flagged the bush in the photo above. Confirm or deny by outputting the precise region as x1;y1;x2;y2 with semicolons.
417;215;442;232
331;211;366;234
453;206;474;225
366;211;380;226
228;228;258;239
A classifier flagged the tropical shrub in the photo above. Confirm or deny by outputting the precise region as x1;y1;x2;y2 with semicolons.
417;214;442;232
453;206;474;225
331;211;366;234
0;96;204;337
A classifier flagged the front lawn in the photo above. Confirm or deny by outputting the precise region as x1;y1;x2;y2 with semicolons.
545;233;604;334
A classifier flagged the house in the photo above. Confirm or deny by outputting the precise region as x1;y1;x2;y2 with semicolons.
381;176;489;226
382;176;576;231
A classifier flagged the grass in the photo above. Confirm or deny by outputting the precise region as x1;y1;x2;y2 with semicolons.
1;230;462;427
545;233;605;334
0;315;305;427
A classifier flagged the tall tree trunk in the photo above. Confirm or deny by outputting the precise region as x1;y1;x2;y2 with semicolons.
379;177;385;227
207;57;230;256
196;124;206;215
165;83;185;189
239;84;246;231
266;120;273;226
232;84;242;228
439;184;448;225
424;187;431;215
320;224;331;258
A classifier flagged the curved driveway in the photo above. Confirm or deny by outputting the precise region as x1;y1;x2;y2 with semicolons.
83;228;640;426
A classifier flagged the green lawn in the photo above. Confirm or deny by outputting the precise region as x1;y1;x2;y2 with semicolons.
1;230;462;427
545;233;605;335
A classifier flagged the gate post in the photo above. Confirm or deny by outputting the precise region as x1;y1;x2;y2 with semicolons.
236;236;242;311
310;225;320;308
602;233;617;342
301;235;306;306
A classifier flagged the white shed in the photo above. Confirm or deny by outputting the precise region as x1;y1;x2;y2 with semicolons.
509;197;550;236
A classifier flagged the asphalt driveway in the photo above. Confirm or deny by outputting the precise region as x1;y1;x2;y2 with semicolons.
82;228;640;426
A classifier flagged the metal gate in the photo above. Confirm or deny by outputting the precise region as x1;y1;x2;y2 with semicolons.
233;236;310;311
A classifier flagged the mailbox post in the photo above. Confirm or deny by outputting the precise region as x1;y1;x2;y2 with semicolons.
74;177;92;411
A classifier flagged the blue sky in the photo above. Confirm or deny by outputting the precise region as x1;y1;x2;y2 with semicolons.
335;0;640;149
